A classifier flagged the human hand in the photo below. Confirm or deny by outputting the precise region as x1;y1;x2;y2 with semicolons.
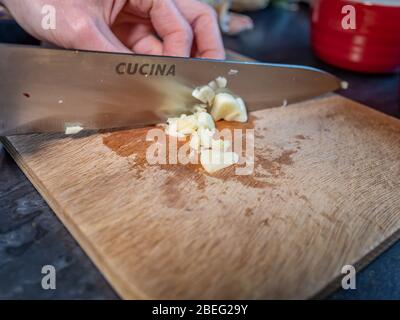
3;0;225;59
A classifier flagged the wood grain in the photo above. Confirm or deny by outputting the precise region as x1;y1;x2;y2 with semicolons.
2;93;400;299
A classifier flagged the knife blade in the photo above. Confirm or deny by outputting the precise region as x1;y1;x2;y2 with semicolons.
0;44;341;135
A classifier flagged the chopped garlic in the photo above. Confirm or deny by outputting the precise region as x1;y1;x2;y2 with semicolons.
177;114;198;135
211;93;247;122
193;104;208;113
200;150;239;174
234;97;248;122
215;76;227;89
164;76;247;174
208;76;227;90
189;131;201;151
65;125;83;135
166;118;185;138
166;114;198;137
196;111;215;131
198;127;215;149
208;80;218;91
192;85;215;105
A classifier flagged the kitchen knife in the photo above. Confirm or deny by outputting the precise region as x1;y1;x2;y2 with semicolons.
0;44;341;135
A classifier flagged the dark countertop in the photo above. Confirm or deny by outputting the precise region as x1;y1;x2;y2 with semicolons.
0;4;399;300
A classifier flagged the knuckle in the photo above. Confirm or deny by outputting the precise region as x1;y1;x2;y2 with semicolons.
200;3;218;20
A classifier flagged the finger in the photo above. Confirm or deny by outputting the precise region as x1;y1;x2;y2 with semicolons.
228;13;254;35
113;23;163;55
71;19;132;53
174;0;225;59
145;0;193;57
130;24;163;55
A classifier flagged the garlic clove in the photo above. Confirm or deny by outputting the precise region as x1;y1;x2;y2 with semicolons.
211;93;241;121
211;93;248;123
200;149;239;174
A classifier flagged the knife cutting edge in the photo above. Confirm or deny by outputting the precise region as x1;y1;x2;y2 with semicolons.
0;44;342;135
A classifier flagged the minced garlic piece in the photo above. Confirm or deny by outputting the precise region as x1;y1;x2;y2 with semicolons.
166;114;198;137
65;124;83;135
192;85;215;105
234;97;248;122
177;114;198;134
208;76;228;90
196;111;215;131
211;93;248;123
198;127;215;149
165;119;185;138
200;150;239;174
189;131;201;151
193;104;208;113
215;76;228;89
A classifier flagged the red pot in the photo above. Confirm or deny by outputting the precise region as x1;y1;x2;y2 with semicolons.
311;0;400;73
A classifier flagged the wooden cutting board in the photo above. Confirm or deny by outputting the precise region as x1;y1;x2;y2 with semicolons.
1;58;400;299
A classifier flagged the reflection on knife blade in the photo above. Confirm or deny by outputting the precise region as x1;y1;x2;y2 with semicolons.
0;44;341;135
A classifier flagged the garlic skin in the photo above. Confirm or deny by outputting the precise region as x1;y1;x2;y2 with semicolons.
211;93;248;122
200;150;239;174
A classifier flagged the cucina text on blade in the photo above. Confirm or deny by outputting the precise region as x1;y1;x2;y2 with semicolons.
116;62;176;77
